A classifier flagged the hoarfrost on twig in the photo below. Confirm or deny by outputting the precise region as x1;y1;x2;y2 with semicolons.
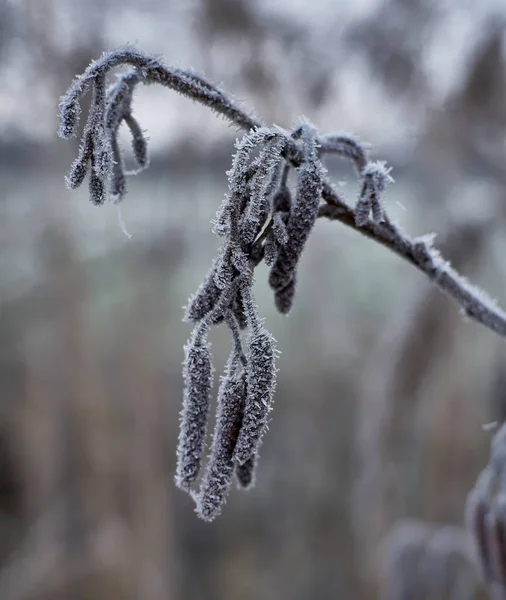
58;46;506;522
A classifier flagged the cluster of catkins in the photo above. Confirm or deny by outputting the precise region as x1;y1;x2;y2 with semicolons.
178;124;326;519
58;48;395;520
59;68;147;205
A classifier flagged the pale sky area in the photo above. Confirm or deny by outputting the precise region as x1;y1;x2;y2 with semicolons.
0;0;505;152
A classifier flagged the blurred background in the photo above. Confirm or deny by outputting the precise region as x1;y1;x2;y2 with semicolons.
1;0;506;598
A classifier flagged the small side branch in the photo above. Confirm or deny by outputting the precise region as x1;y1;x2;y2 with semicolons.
318;189;506;338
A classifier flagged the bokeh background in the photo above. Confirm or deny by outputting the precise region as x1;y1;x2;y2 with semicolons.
1;0;506;598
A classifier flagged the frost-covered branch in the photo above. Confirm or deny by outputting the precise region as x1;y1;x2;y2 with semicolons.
318;189;506;338
58;47;506;521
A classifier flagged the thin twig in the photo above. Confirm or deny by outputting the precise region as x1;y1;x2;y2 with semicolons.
318;190;506;338
59;46;506;340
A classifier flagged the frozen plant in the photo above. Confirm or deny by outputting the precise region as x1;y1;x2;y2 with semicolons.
58;46;506;521
467;423;506;598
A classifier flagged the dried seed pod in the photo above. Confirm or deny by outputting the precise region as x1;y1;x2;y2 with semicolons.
110;171;126;205
184;258;223;322
272;210;289;246
231;289;248;330
227;127;282;197
213;186;252;241
272;164;291;211
214;250;240;293
124;113;149;168
231;247;250;274
235;454;257;489
234;325;277;465
213;195;233;237
105;73;137;131
241;136;286;246
262;181;291;266
89;169;106;206
58;101;80;139
268;124;323;308
62;75;112;203
355;161;393;226
263;233;278;267
196;368;247;521
65;158;88;190
93;135;113;180
363;160;393;194
274;274;297;314
371;194;384;223
263;208;290;267
213;246;235;290
175;336;214;491
109;138;127;204
263;156;285;209
65;130;94;191
90;76;113;180
225;128;288;249
354;186;371;228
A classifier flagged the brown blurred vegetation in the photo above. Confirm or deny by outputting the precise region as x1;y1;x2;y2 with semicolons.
2;1;506;598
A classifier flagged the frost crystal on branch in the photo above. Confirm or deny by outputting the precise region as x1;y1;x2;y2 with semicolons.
175;336;214;491
58;47;506;523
